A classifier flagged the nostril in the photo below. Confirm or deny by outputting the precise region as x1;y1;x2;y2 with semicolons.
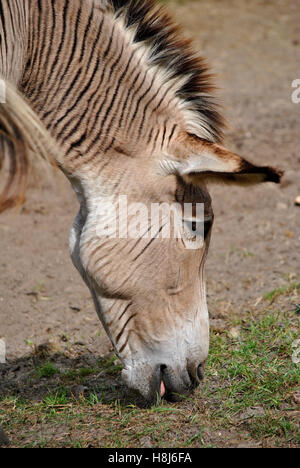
197;363;205;381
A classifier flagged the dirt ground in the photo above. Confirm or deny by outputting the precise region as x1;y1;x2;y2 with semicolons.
0;0;299;448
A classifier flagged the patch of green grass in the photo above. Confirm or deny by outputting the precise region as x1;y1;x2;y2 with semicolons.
36;362;60;378
1;308;299;448
203;313;299;412
86;393;100;406
100;355;123;376
264;282;300;302
43;387;71;407
150;406;182;414
25;437;48;449
250;414;299;443
186;429;205;447
196;311;300;447
62;367;103;385
78;367;98;377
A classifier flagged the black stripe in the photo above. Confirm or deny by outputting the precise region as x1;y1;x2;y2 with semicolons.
50;0;69;77
68;129;87;151
103;23;116;58
46;3;82;104
102;49;136;152
138;84;162;137
44;0;57;75
53;15;105;135
29;0;51;100
147;127;154;145
118;302;133;322
0;2;9;57
133;225;164;262
128;74;156;136
79;8;94;64
161;120;167;148
24;3;42;94
119;330;135;354
152;128;160;151
81;83;114;156
127;224;153;256
124;68;149;131
57;55;99;132
79;31;125;157
95;43;125;135
116;314;137;344
116;80;136;130
107;302;133;329
151;85;172;114
168;124;177;143
44;65;82;123
47;3;97;123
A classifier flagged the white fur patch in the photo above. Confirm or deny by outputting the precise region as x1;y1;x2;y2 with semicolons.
180;152;239;175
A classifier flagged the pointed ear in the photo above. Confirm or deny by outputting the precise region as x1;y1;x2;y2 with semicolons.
163;133;283;186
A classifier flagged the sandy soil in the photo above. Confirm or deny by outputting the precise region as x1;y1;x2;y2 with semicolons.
0;0;299;447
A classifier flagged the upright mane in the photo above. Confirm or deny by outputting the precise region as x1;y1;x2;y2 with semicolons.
105;0;224;143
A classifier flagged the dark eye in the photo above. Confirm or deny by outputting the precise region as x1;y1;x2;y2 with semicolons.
183;216;213;240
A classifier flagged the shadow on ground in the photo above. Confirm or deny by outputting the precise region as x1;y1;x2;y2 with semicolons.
0;344;145;408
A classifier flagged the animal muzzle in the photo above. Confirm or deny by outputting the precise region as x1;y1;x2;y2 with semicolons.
161;361;205;402
122;360;205;404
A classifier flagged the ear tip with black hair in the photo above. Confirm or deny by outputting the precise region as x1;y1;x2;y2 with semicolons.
266;167;284;184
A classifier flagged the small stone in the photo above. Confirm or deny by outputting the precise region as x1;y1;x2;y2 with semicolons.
294;196;300;206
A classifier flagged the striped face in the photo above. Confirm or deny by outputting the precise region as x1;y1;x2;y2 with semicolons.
0;0;282;402
73;172;214;403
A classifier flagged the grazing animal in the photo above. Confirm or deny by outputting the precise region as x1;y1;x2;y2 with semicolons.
0;0;282;403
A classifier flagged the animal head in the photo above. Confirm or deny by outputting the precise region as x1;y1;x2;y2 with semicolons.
77;129;282;403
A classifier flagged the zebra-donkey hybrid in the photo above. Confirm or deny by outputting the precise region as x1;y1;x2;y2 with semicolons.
0;0;282;403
